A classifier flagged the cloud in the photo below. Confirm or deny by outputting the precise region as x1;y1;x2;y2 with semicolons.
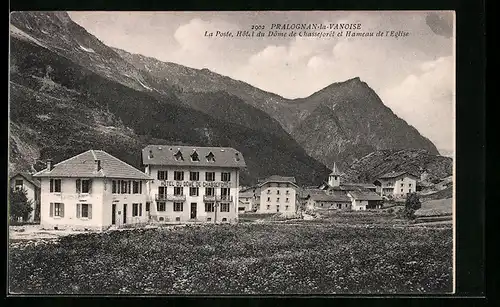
425;12;454;38
380;56;455;152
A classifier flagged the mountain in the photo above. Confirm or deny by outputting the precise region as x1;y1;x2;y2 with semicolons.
9;11;331;186
113;49;440;170
342;149;453;183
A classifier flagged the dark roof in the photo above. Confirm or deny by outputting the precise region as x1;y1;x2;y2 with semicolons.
348;191;383;201
33;150;151;180
142;145;246;168
10;172;41;189
378;171;419;179
257;175;297;187
310;191;351;202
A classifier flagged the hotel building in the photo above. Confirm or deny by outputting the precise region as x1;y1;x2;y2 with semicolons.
142;145;246;223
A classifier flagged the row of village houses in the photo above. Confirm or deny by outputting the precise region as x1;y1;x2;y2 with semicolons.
9;145;419;231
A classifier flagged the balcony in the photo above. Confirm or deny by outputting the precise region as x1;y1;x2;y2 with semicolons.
216;195;233;202
155;194;186;201
203;195;217;202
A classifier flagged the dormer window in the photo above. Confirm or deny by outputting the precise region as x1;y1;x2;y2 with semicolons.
206;152;215;162
191;150;199;162
174;150;184;161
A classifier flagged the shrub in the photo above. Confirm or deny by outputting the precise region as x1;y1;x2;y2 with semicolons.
403;193;422;220
9;188;34;222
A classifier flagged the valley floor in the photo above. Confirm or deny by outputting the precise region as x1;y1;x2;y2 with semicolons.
8;210;453;295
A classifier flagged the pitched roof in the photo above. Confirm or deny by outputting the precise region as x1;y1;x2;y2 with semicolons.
329;162;341;175
378;171;418;179
239;191;254;198
257;175;298;187
310;191;351;202
348;190;383;201
142;145;246;168
33;150;151;180
10;172;41;188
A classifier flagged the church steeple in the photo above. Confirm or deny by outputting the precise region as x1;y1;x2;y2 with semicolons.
328;162;341;187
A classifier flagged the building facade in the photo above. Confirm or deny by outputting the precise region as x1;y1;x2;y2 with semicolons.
9;172;41;222
142;145;246;223
257;176;297;214
374;171;418;198
347;191;383;210
33;150;151;231
305;191;351;211
238;191;255;212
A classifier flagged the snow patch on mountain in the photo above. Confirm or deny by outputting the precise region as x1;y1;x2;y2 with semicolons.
79;45;95;53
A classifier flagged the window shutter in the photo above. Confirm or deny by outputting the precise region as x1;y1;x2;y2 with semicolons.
88;204;92;219
49;203;53;217
140;203;142;216
128;181;131;194
88;180;92;194
60;204;65;217
76;203;81;218
76;179;81;193
140;182;143;194
50;179;54;192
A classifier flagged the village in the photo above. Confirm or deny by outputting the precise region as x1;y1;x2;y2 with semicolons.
9;144;427;232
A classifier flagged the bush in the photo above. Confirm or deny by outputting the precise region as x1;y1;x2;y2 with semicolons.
9;188;34;222
403;193;422;220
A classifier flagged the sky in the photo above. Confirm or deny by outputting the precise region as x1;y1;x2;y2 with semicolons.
69;11;455;154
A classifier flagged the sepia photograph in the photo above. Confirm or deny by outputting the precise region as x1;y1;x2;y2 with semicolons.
8;10;455;295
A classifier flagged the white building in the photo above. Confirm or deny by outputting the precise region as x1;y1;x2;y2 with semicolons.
374;171;419;199
238;190;255;213
33;150;152;231
142;145;246;223
257;176;297;214
9;172;41;222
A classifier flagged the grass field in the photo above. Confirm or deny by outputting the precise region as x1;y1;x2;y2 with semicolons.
9;215;453;295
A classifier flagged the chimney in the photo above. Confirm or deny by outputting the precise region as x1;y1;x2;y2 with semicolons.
46;159;53;171
95;159;101;172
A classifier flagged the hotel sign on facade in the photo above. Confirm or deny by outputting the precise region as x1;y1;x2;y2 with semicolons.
158;180;232;188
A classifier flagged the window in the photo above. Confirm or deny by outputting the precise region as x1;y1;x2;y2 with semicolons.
277;197;280;202
158;186;166;196
205;172;215;181
14;180;23;190
157;202;166;212
277;205;280;212
132;181;142;194
50;203;64;217
132;203;142;217
337;204;342;209
267;205;270;210
191;151;199;162
285;205;289;210
206;152;215;162
50;179;61;193
190;172;199;181
409;189;412;193
174;202;183;212
267;197;270;202
221;172;231;182
175;217;181;222
76;203;92;219
157;170;167;180
220;203;230;212
409;183;412;187
174;150;184;161
174;187;183;196
205;187;215;196
189;187;199;196
207;217;212;222
277;190;280;195
401;189;404;193
286;190;289;195
401;183;404;187
222;218;227;222
267;189;271;194
146;202;150;211
121;180;128;194
221;188;230;196
205;202;215;212
112;180;117;193
174;171;184;181
75;179;92;193
286;198;289;203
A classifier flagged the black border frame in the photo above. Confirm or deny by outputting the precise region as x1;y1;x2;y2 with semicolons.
6;0;487;305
